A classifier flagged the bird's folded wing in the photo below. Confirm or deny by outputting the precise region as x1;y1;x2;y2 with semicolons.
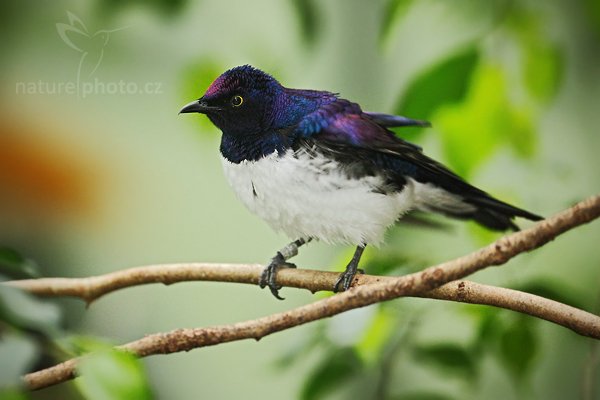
292;99;543;227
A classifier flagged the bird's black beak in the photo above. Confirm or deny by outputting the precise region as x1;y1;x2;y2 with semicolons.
179;99;221;114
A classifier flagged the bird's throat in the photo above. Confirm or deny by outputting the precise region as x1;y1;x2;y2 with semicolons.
219;131;292;163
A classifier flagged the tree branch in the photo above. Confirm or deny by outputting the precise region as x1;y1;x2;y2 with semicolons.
9;194;600;390
9;263;600;336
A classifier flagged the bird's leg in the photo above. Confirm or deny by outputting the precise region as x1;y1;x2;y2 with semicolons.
333;244;366;293
260;238;311;300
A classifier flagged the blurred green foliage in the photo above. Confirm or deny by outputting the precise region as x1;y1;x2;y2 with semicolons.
291;0;322;47
498;316;537;384
76;346;152;400
300;347;362;400
583;0;600;38
0;247;40;280
436;64;535;178
97;0;187;17
412;342;477;379
379;0;414;45
1;250;152;398
1;250;61;395
393;48;479;142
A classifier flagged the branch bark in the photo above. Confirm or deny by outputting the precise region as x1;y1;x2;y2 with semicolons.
8;194;600;390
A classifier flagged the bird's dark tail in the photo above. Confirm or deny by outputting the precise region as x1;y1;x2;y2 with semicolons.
440;193;543;231
408;151;543;232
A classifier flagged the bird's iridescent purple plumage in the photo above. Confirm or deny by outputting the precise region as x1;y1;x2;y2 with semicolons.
184;65;542;231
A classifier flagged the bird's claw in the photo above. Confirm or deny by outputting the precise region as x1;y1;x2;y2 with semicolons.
259;253;296;300
333;268;364;293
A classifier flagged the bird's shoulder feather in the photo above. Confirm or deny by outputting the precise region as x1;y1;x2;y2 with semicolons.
295;98;423;152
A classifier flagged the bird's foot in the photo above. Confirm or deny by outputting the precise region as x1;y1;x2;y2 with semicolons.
260;252;297;300
333;245;367;292
333;267;364;293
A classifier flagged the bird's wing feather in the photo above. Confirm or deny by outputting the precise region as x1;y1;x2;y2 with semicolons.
297;99;424;152
363;111;431;128
293;98;542;230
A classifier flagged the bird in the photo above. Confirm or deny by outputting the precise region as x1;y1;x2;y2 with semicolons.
179;65;542;300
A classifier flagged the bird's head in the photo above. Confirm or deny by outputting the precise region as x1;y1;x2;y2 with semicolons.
180;65;282;136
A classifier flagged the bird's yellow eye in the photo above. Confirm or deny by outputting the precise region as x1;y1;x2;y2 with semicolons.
231;95;243;107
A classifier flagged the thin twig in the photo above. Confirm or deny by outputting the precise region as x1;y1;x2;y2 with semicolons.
11;194;600;390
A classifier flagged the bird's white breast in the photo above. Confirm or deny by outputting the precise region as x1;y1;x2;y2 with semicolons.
220;150;416;245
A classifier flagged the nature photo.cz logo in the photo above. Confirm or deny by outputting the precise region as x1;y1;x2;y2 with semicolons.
15;12;162;98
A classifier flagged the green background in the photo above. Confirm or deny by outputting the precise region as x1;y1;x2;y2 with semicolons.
1;0;599;399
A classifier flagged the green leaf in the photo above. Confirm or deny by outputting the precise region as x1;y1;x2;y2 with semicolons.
0;333;39;388
508;10;564;102
469;307;503;354
522;42;563;102
497;317;537;383
435;64;536;178
300;348;362;400
0;247;40;279
291;0;321;47
393;47;479;141
76;348;152;400
63;335;117;356
475;310;501;344
502;106;536;158
356;307;396;364
412;343;477;379
379;0;414;44
0;286;61;336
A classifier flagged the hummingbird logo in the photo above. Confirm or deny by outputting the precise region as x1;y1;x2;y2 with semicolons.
56;12;128;82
